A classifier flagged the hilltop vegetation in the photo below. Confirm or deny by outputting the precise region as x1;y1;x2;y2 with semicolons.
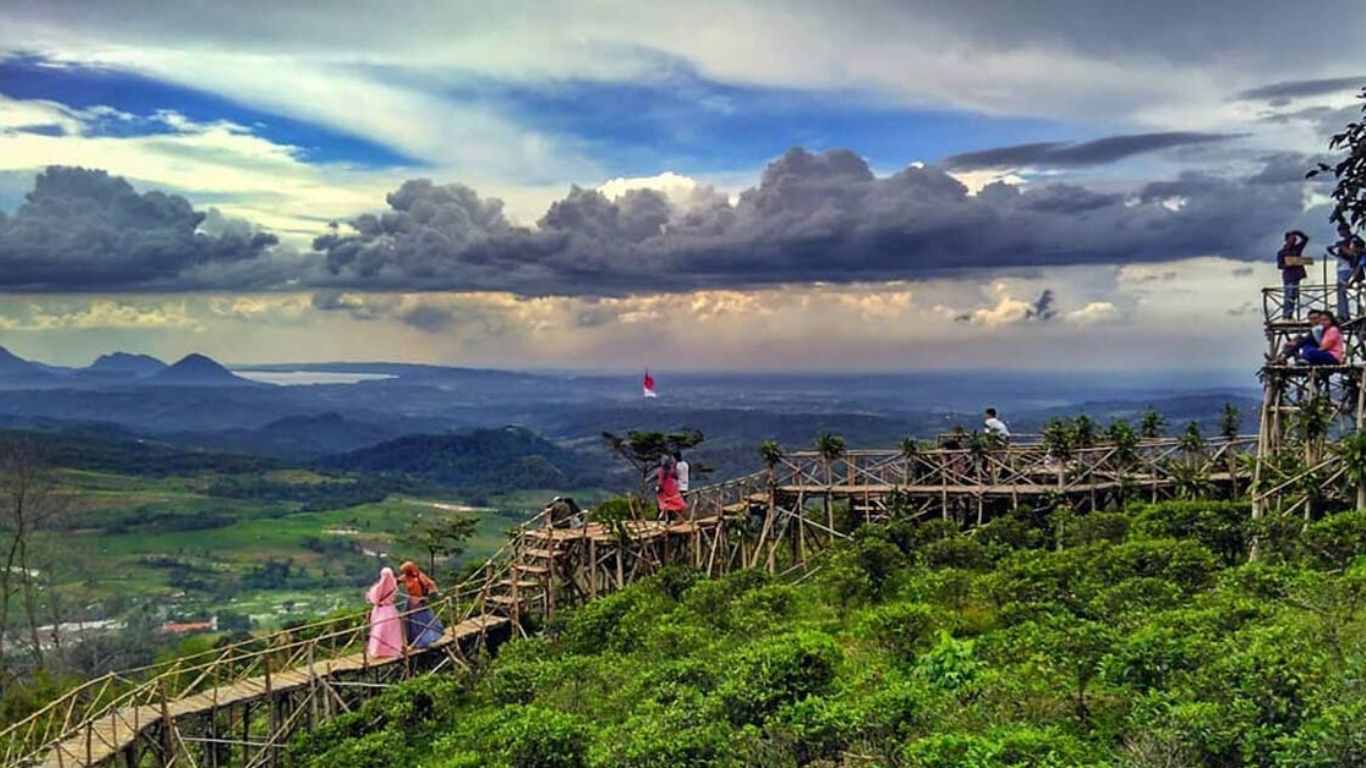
324;426;613;491
290;500;1366;768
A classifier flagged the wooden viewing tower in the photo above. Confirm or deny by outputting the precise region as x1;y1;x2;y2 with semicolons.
1253;282;1366;518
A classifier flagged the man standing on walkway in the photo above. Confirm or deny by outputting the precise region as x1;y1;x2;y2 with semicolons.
984;408;1010;441
673;450;690;493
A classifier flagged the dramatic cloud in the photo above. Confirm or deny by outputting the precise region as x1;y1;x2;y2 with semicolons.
952;286;1057;327
313;147;1321;297
0;166;278;290
1235;77;1366;106
1247;152;1337;185
944;132;1241;170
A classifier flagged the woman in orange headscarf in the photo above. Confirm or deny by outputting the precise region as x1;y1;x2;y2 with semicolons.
399;561;444;648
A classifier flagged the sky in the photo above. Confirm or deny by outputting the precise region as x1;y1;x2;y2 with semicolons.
0;0;1363;372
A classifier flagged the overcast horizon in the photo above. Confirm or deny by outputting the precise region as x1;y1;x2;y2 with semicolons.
2;1;1364;372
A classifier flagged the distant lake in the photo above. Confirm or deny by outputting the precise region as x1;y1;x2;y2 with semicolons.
232;371;398;386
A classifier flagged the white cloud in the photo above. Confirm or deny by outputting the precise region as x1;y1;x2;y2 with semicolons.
598;171;698;203
1065;301;1120;325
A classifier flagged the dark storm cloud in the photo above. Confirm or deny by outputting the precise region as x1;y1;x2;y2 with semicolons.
1236;76;1366;106
1247;153;1337;185
311;147;1319;297
943;132;1241;170
0;167;278;290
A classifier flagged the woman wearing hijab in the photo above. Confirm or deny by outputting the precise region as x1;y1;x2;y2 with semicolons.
365;567;405;659
656;454;687;519
399;561;445;648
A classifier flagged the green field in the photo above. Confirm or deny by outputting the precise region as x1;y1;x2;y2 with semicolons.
35;469;609;628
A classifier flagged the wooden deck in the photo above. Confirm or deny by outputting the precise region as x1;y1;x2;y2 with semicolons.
37;616;506;768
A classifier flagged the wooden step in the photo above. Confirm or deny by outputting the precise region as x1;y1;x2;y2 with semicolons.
498;579;542;589
513;563;550;575
487;595;526;606
522;548;557;559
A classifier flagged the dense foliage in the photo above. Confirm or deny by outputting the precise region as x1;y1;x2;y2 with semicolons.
290;500;1366;767
324;427;610;490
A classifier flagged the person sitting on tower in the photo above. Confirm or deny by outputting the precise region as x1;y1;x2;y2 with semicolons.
1278;229;1310;320
1278;309;1323;362
1295;311;1345;366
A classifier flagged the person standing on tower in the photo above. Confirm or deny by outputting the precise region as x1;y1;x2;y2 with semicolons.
1330;223;1365;321
1278;230;1310;320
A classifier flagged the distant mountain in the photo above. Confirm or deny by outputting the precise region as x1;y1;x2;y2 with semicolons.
0;346;57;385
88;352;167;376
164;412;403;460
323;426;610;490
147;354;255;387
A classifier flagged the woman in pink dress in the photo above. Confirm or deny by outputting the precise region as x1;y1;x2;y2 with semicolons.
656;455;687;519
365;567;404;659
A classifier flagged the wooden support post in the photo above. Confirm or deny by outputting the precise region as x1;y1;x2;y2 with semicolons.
159;684;173;768
588;538;597;598
241;702;251;768
266;653;280;768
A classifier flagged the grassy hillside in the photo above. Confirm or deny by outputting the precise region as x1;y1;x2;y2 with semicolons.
34;466;609;630
289;501;1366;767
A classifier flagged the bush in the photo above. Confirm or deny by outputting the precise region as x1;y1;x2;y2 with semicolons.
561;586;670;654
858;602;941;661
923;536;988;570
1133;500;1250;565
773;695;862;764
1300;510;1366;569
717;631;842;725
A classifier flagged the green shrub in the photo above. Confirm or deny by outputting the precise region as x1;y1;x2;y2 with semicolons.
1301;510;1366;569
1132;500;1250;565
923;536;988;570
773;695;862;764
858;602;941;661
717;631;842;725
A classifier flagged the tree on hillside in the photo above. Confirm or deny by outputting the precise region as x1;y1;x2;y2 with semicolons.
408;515;478;576
1308;85;1366;229
1140;408;1166;439
758;440;785;487
1072;415;1098;449
814;433;846;485
0;438;67;675
1335;430;1366;512
1180;421;1205;459
602;429;704;494
1220;403;1241;441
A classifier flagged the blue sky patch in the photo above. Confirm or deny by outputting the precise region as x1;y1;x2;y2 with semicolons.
417;65;1089;177
0;54;416;167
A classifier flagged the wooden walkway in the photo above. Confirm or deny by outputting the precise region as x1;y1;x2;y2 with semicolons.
6;436;1257;768
31;616;506;768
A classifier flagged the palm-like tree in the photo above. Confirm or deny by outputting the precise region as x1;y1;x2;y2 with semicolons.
759;440;785;485
1042;419;1074;488
1180;421;1205;467
899;437;920;484
1295;395;1333;464
1140;408;1167;439
1334;430;1366;511
1073;415;1098;449
1106;420;1140;469
1219;403;1241;441
815;432;846;486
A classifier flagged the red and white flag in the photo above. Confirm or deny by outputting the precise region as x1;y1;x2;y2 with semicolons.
642;370;657;398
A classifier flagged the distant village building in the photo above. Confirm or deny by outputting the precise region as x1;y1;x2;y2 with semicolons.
160;615;219;635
